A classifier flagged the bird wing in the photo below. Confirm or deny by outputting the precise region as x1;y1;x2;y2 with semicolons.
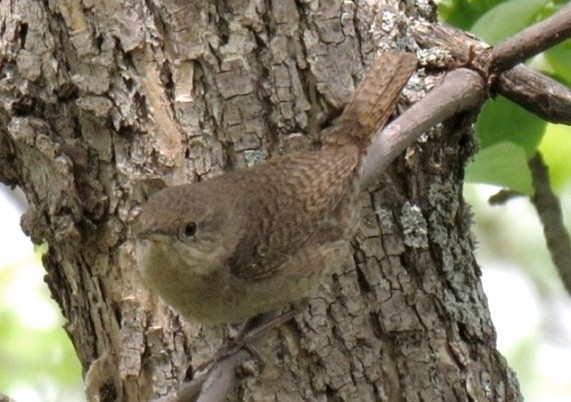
229;146;359;280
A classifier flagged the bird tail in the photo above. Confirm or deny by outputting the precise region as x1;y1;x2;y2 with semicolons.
324;52;417;152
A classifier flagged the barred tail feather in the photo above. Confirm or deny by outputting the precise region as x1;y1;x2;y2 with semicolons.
325;52;417;152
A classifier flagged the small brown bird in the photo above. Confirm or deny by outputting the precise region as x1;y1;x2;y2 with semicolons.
134;52;417;324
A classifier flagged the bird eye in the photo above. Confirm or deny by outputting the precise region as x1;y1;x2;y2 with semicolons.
182;222;198;238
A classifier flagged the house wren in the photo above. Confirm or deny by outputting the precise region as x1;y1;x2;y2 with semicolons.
134;52;417;324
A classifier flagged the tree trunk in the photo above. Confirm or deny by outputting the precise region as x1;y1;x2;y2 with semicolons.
0;0;522;401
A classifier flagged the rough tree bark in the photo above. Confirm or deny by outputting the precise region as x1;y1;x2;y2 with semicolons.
0;0;522;401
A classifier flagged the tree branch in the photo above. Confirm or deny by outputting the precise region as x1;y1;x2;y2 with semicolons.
153;349;250;402
361;68;486;186
365;3;571;184
529;153;571;296
361;5;571;301
411;5;571;126
497;65;571;125
492;3;571;72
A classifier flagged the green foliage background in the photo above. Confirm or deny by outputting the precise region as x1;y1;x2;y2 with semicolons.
441;0;571;400
0;245;83;401
439;0;571;193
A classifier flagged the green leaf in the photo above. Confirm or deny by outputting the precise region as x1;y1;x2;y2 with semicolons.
543;40;571;86
538;124;571;189
0;249;82;398
466;142;533;194
438;0;507;30
471;0;549;44
476;96;546;158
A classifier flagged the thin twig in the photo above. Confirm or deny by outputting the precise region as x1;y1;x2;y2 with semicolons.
194;350;248;402
498;65;571;125
492;3;571;72
488;189;524;206
361;68;486;186
412;6;571;126
172;309;299;402
152;349;251;402
529;153;571;296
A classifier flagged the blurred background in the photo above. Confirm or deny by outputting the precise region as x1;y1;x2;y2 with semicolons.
0;188;84;402
1;0;570;401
